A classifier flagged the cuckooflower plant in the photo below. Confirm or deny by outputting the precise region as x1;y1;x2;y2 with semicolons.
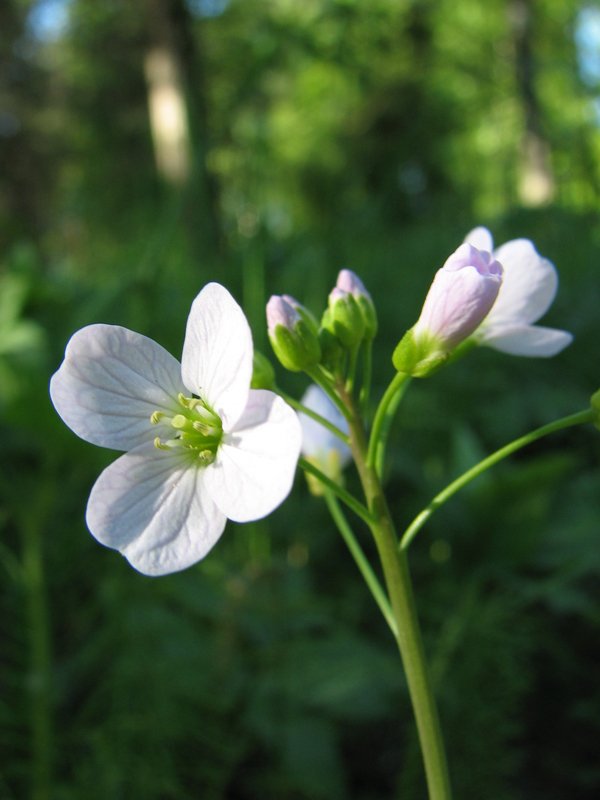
50;283;301;576
465;226;573;356
48;223;594;800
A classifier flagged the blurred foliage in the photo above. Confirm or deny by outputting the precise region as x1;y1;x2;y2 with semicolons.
1;0;599;798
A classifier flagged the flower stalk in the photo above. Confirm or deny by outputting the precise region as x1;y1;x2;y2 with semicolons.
339;383;453;800
401;408;594;550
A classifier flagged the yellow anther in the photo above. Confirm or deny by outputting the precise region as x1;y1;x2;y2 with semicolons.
171;414;188;429
150;411;164;424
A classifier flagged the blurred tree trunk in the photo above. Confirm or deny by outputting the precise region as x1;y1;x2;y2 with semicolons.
144;0;225;256
509;0;555;206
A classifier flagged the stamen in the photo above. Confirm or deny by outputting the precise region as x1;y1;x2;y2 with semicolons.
192;421;211;434
197;450;215;464
150;393;223;465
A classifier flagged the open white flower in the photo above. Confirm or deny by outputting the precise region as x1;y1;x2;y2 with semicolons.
50;283;302;576
299;385;351;494
465;227;573;357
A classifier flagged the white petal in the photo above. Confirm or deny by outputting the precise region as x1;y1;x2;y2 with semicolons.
299;385;351;465
486;239;558;325
205;390;301;523
478;324;573;357
181;283;253;429
86;443;227;576
50;325;185;450
464;227;494;253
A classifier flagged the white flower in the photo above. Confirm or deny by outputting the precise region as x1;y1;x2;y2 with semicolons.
50;283;302;576
299;385;351;493
465;227;573;356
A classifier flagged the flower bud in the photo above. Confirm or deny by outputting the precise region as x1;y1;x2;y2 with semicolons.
251;350;276;389
393;243;503;377
282;294;320;335
323;287;365;349
336;269;378;339
266;295;321;372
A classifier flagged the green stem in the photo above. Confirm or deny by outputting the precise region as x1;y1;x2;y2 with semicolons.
367;371;411;475
342;386;452;800
276;388;350;445
324;490;397;636
401;408;593;550
306;365;353;421
346;343;360;395
299;457;374;525
359;337;373;415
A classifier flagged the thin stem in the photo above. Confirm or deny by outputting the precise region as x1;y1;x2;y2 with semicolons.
367;371;411;474
345;343;360;395
306;364;353;421
299;457;374;525
324;491;397;636
341;386;452;800
401;408;594;550
276;388;350;445
359;338;373;415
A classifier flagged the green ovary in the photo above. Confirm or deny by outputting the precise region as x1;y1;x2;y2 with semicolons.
151;393;223;464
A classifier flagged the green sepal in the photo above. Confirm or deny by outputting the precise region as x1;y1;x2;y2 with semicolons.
319;321;345;374
392;327;448;378
294;302;320;336
323;293;365;349
356;294;378;339
268;320;322;372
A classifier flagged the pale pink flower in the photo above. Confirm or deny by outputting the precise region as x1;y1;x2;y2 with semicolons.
465;227;573;356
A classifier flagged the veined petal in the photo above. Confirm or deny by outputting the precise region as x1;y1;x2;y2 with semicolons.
86;443;227;576
478;324;573;357
181;283;253;429
50;324;185;450
415;263;501;349
486;239;558;325
205;390;301;523
464;226;494;253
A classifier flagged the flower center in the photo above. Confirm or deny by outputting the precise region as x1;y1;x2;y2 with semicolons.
151;393;223;465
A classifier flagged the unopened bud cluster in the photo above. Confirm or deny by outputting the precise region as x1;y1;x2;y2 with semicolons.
266;269;377;375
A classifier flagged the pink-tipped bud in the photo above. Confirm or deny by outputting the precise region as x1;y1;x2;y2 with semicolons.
336;269;368;297
266;295;300;334
266;295;321;372
393;243;503;377
414;244;502;349
335;269;377;338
